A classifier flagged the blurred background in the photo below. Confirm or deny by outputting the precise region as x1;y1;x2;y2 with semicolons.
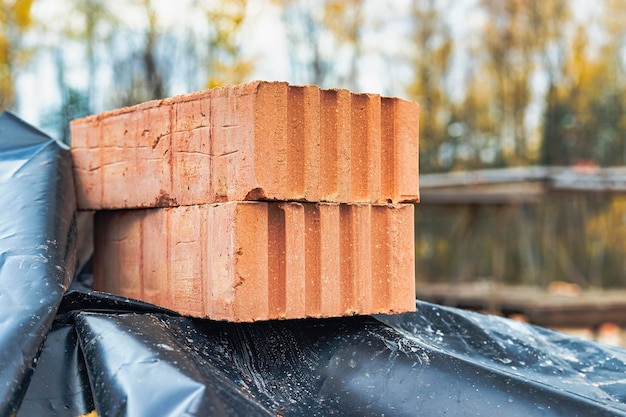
4;0;626;344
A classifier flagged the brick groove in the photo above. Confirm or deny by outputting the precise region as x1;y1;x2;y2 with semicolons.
93;202;416;322
71;81;420;210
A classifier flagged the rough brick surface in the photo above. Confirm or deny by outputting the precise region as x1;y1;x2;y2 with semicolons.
93;202;416;321
71;81;420;209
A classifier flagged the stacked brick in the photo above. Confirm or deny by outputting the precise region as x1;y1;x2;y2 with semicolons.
71;81;420;322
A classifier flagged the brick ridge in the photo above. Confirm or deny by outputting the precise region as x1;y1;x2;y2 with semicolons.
70;80;419;125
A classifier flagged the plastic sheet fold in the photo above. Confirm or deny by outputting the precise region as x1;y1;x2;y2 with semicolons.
0;112;77;416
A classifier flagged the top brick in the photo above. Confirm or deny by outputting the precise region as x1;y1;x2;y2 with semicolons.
71;81;420;209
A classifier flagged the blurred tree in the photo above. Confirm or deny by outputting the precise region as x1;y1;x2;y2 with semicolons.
77;0;112;109
111;0;169;106
322;0;364;89
41;52;90;143
194;0;252;88
405;0;454;173
32;0;116;138
273;0;366;89
49;0;117;110
537;0;573;166
32;0;252;111
542;0;626;166
0;0;35;111
108;0;252;105
587;196;626;287
541;23;585;166
450;67;501;170
477;0;568;166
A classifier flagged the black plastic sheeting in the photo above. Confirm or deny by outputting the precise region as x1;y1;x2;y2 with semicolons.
4;111;626;417
0;112;77;416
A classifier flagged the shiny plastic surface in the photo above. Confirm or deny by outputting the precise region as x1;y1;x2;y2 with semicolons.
0;112;77;416
18;288;626;417
4;112;626;416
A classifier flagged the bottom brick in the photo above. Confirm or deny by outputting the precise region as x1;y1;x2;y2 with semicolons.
94;202;415;321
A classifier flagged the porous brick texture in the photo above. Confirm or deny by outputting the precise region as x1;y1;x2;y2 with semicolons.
93;202;416;321
71;81;420;210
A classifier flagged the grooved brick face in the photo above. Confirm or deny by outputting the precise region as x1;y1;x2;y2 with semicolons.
93;202;416;322
71;81;420;209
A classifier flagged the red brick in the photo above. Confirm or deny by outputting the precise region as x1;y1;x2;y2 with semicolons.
382;97;420;202
93;202;416;321
71;81;420;209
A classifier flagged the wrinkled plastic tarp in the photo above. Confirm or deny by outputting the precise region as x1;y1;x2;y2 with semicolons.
15;286;626;417
3;111;626;417
0;112;77;416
